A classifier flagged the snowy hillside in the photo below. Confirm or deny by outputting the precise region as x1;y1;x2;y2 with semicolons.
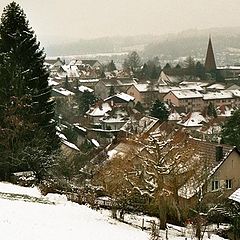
0;182;226;240
0;182;148;240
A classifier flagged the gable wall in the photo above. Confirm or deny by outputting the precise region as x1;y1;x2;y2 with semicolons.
207;150;240;194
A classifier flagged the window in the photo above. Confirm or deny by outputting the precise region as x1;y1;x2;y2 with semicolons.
211;180;219;191
226;179;232;189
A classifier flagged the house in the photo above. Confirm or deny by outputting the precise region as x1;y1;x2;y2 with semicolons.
120;115;160;138
206;83;226;91
203;90;240;108
177;112;207;129
81;60;103;70
86;102;112;126
52;88;75;98
45;57;64;72
206;147;240;197
158;71;181;85
95;78;137;100
78;79;100;89
127;83;159;105
178;144;239;210
164;90;203;113
78;85;94;93
104;92;135;108
101;116;127;131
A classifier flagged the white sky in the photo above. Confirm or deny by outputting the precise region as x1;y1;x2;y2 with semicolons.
0;0;240;44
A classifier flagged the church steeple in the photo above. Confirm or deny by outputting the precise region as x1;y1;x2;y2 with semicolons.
204;36;216;72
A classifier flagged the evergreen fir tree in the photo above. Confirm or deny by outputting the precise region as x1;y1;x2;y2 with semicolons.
0;2;58;180
77;90;96;115
207;102;217;118
107;60;117;72
150;99;169;122
195;61;206;80
163;63;171;74
0;2;57;146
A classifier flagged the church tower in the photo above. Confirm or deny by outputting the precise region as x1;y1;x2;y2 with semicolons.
204;36;216;72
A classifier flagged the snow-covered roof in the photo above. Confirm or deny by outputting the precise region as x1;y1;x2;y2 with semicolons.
159;84;204;94
56;131;68;140
171;90;202;99
217;105;234;117
79;79;99;83
179;81;209;87
53;88;75;97
230;89;240;97
133;83;158;92
61;139;80;151
87;102;112;117
105;92;135;102
168;112;181;121
227;84;240;90
73;123;87;132
116;92;134;102
217;65;240;70
203;90;233;100
121;116;159;135
158;71;170;85
91;139;100;148
59;64;80;78
177;112;207;127
78;85;94;93
207;83;226;90
48;79;60;86
229;187;240;203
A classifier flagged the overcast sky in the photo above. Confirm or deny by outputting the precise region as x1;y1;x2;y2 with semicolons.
0;0;240;45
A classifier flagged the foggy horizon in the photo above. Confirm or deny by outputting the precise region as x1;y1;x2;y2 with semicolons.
1;0;240;47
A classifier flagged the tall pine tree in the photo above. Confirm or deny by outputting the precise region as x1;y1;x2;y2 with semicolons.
0;2;58;180
0;2;57;145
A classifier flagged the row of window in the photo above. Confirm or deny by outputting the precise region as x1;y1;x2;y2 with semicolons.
211;179;232;191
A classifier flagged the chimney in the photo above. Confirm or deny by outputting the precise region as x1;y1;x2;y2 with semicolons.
216;145;223;162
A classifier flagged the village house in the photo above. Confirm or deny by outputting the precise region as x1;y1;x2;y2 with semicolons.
45;57;65;73
206;147;240;196
77;85;94;94
203;90;240;109
86;102;112;126
104;92;135;108
95;78;137;100
78;79;100;89
52;87;75;99
177;140;239;211
127;83;159;105
164;90;203;113
101;115;128;131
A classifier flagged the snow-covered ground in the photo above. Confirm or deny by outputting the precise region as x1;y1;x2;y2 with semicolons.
0;182;226;240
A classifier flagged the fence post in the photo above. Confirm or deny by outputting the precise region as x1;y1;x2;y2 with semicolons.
142;218;144;230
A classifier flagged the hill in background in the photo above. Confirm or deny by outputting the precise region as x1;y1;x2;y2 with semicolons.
45;27;240;66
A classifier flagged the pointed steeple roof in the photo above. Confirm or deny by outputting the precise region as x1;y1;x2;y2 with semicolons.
205;36;216;72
